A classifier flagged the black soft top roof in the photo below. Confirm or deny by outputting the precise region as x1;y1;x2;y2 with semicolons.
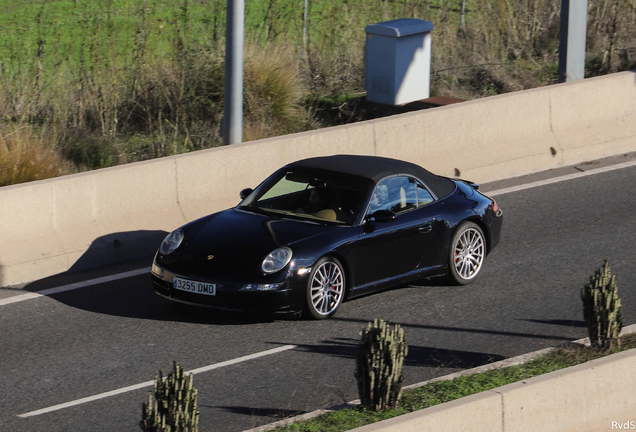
286;155;456;198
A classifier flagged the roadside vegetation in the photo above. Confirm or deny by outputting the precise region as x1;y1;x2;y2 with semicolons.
141;361;199;432
265;334;636;432
1;0;635;185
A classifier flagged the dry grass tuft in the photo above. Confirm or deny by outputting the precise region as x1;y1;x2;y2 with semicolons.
0;127;71;187
243;45;314;141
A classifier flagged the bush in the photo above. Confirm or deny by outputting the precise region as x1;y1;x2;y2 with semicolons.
354;318;408;411
0;126;69;186
581;260;623;349
141;361;199;432
243;44;313;140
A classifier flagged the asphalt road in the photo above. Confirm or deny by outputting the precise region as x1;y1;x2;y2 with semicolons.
1;153;635;432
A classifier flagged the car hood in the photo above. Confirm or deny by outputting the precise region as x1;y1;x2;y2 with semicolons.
163;209;338;280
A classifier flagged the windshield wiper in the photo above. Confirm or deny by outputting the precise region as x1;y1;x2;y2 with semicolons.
240;205;280;219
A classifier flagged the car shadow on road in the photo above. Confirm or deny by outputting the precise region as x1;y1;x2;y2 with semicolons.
17;230;290;325
210;405;307;420
31;274;283;325
274;336;506;370
21;267;299;325
522;318;587;328
330;315;578;343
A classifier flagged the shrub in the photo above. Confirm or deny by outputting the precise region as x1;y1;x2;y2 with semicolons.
0;126;69;186
355;318;408;411
581;260;623;349
141;361;199;432
243;44;312;140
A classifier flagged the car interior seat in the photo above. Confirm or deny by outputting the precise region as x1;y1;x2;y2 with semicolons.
399;187;406;209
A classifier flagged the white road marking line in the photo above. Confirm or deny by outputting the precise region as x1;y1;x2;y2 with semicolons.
4;159;636;307
17;344;297;418
0;268;149;306
486;160;636;197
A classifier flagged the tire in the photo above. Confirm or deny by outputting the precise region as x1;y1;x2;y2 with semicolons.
448;222;486;285
304;256;345;319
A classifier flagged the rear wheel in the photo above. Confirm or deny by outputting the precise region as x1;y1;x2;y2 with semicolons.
448;222;485;285
305;257;345;319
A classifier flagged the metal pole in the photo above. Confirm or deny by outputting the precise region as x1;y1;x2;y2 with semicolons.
222;0;244;145
558;0;588;83
303;0;308;49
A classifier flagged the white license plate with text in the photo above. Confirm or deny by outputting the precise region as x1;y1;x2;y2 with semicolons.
173;277;216;296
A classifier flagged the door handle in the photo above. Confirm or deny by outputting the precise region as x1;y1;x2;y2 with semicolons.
419;222;433;233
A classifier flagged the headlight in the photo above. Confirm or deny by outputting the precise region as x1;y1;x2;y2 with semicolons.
160;229;184;255
262;246;293;274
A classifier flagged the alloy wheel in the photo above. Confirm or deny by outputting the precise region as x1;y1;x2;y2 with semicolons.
308;259;344;318
451;223;485;284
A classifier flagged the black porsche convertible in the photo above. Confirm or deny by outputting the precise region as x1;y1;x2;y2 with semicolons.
151;155;503;319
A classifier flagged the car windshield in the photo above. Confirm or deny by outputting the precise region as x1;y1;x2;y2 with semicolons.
238;168;373;225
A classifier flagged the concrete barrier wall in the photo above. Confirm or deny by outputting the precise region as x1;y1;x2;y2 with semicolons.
348;348;636;432
1;71;635;286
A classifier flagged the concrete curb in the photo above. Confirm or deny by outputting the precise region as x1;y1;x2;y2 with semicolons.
242;324;636;432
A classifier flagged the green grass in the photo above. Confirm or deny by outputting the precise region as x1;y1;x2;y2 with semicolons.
265;334;636;432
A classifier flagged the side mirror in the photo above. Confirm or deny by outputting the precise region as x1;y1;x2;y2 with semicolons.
239;188;253;200
366;209;397;224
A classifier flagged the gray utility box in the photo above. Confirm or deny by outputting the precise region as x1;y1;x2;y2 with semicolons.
365;18;434;105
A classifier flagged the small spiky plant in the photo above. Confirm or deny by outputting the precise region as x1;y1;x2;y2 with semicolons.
141;361;199;432
354;318;408;411
581;260;623;350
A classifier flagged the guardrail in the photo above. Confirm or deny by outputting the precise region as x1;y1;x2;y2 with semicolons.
1;71;635;287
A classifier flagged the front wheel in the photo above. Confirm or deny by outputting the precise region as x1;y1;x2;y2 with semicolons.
304;257;345;319
448;222;486;285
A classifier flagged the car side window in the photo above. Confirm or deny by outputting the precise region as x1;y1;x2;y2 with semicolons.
416;181;434;206
369;176;417;215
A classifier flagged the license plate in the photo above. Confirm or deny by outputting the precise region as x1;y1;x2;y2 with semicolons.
173;277;216;296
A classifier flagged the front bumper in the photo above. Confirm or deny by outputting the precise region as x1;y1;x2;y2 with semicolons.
151;262;307;313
